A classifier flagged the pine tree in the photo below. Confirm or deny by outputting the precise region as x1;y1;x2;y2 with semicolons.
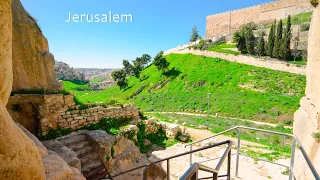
245;27;255;55
273;19;283;58
234;29;247;54
280;15;292;60
257;36;266;57
189;26;199;42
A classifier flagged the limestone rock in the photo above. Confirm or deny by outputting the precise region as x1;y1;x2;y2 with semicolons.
43;150;85;180
11;0;60;91
166;124;181;139
143;163;167;180
0;0;46;179
42;140;81;171
55;61;87;82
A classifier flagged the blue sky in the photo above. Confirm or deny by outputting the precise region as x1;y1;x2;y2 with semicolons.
21;0;271;68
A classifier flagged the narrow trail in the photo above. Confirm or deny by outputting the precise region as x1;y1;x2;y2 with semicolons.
146;111;293;129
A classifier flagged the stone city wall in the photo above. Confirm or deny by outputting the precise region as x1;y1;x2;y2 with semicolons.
7;94;140;136
206;0;312;38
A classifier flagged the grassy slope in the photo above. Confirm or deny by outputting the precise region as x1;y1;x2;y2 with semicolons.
64;53;306;123
206;43;239;55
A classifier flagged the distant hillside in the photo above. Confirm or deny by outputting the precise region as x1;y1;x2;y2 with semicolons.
55;61;87;82
63;53;306;123
76;68;115;80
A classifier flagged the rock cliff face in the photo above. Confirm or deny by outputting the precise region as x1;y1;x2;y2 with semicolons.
293;3;320;180
11;0;60;91
55;61;87;82
0;0;46;179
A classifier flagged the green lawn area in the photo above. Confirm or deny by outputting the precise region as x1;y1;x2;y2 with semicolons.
206;42;239;55
148;113;293;161
63;53;306;124
265;12;312;28
89;76;109;83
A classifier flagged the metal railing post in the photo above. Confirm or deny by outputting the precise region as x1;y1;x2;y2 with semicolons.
236;127;241;178
228;150;231;180
167;159;170;180
190;145;193;166
289;138;296;180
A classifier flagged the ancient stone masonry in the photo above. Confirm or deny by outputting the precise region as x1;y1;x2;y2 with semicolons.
206;0;312;38
57;105;140;132
7;94;140;136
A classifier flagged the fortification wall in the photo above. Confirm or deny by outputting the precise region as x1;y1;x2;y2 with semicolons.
206;0;312;38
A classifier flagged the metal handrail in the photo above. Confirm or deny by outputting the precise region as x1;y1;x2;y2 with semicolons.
180;140;232;180
185;126;320;180
110;140;233;180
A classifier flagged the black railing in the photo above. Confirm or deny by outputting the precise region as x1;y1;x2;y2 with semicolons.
110;140;233;180
180;140;232;180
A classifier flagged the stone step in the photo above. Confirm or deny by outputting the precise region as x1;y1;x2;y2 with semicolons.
80;152;100;166
65;140;91;152
58;134;87;147
82;159;103;172
76;146;94;157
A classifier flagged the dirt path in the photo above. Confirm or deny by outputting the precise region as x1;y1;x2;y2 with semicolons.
146;111;293;129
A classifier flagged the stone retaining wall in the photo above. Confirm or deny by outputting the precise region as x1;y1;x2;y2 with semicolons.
57;106;140;131
7;94;140;136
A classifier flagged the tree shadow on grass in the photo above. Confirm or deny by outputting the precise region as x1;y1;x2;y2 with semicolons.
123;85;133;92
163;68;181;77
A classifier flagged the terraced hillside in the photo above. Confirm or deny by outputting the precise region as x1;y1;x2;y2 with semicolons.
63;53;306;124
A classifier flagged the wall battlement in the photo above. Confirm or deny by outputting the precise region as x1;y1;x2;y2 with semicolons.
206;0;312;38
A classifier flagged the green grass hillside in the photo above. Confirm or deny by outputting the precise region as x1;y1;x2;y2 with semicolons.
63;53;306;124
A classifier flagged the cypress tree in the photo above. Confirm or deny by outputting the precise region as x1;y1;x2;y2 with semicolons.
267;20;276;57
280;15;292;60
245;27;255;55
257;36;266;57
273;19;283;58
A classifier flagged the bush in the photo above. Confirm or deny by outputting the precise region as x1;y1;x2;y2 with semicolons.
312;132;320;142
282;119;293;126
300;22;310;32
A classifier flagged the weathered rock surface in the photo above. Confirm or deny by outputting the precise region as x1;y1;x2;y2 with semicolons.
293;3;320;180
0;0;46;179
55;61;87;82
12;0;60;91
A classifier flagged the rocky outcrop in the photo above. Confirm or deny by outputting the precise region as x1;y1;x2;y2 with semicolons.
293;3;320;180
11;0;60;91
55;61;87;82
0;0;46;179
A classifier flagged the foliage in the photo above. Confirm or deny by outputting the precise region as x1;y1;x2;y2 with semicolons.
300;22;310;32
111;69;128;90
63;54;306;123
280;16;292;60
135;123;168;153
40;127;73;141
153;51;170;72
234;27;247;54
10;89;69;96
245;27;255;55
273;20;283;58
206;42;239;55
282;119;293;126
257;36;266;57
267;21;276;57
80;117;131;135
123;60;134;75
189;26;199;42
312;132;320;142
310;0;319;7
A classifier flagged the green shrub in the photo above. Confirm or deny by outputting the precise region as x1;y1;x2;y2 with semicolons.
310;0;319;7
40;127;73;141
312;132;320;142
282;119;293;126
300;22;310;32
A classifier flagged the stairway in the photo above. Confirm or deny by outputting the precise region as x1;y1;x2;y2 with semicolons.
57;132;110;180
